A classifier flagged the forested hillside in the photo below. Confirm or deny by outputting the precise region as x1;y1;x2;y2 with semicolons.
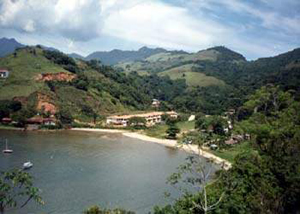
154;85;300;213
0;45;299;122
116;46;300;114
0;46;187;122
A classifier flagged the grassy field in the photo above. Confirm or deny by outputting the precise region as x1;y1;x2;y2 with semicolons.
207;141;254;163
177;120;195;132
142;120;195;139
159;64;225;88
116;48;220;76
142;124;169;139
0;48;68;100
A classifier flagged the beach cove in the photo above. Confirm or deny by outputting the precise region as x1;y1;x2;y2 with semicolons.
71;128;232;170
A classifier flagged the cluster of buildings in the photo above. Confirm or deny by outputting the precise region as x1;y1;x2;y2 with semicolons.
106;111;178;127
1;115;57;130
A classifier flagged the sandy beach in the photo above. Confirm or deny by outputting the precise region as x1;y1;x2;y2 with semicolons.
71;128;232;169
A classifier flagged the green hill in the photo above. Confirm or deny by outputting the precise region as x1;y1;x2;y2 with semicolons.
158;64;225;88
0;45;299;120
115;46;242;88
0;47;69;99
0;47;154;121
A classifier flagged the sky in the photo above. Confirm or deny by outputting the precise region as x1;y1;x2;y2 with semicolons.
0;0;299;59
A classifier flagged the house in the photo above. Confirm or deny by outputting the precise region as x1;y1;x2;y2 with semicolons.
1;117;12;124
167;111;179;119
0;69;9;78
225;139;237;145
27;116;44;124
43;117;57;126
26;116;57;126
151;99;160;108
106;111;178;127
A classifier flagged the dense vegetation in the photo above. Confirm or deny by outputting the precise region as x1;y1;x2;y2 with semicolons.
117;47;300;114
0;47;187;124
0;169;43;214
154;85;300;213
1;44;300;213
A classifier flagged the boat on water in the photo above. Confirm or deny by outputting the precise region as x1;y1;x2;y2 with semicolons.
23;161;33;170
2;139;13;153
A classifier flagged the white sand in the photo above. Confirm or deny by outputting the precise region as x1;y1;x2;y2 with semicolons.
123;132;232;170
71;128;232;169
71;128;126;133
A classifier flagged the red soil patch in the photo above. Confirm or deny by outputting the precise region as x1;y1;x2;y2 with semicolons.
36;72;76;82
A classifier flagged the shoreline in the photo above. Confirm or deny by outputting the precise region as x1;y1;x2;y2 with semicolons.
0;127;231;169
71;128;232;170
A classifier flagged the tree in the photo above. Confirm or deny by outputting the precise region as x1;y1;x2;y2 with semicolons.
0;100;22;120
11;108;36;127
155;148;225;214
216;86;300;213
56;108;73;125
0;169;43;214
81;105;98;124
128;117;146;129
195;115;227;136
84;206;135;214
166;124;180;139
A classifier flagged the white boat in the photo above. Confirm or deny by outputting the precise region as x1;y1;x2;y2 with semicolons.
2;139;13;153
23;161;33;169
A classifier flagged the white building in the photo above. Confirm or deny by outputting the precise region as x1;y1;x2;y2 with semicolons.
106;111;178;127
0;69;9;78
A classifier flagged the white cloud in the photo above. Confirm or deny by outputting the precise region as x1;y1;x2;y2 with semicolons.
0;0;298;59
23;20;35;32
0;0;103;41
208;0;300;34
102;0;226;51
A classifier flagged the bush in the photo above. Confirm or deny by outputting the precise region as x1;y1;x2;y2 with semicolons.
166;124;180;139
84;206;135;214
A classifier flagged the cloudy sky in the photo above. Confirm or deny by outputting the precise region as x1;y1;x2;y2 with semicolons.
0;0;299;59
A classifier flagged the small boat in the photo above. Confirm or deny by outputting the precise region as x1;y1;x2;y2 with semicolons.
2;139;13;153
23;161;33;170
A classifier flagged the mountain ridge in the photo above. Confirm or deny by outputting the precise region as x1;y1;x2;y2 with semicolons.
0;37;25;57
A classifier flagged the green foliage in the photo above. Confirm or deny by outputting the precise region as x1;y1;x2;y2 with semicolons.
43;50;79;73
157;86;300;213
11;108;36;127
84;206;135;214
166;124;180;139
72;73;89;91
56;108;73;125
0;169;43;214
128;116;146;129
195;115;227;136
0;100;22;120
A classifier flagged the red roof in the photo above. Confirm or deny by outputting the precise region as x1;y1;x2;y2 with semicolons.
27;116;43;124
2;118;12;122
0;69;9;72
43;118;57;122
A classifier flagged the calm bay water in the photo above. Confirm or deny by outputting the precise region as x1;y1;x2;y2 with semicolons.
0;130;212;214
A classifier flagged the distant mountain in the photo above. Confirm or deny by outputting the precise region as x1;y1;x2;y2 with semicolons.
115;46;247;81
0;38;24;57
85;46;168;65
68;53;85;60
